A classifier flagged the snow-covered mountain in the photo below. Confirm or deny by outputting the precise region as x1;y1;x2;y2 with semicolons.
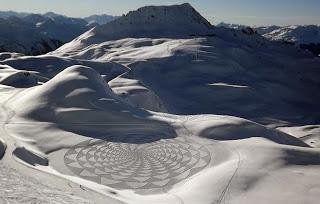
217;22;249;30
255;25;281;35
0;16;63;55
262;25;320;55
1;3;320;204
0;10;118;25
34;13;90;42
262;25;320;44
84;14;119;25
217;22;281;35
218;23;320;55
0;11;116;55
0;11;29;19
54;3;213;55
0;12;91;55
94;3;212;37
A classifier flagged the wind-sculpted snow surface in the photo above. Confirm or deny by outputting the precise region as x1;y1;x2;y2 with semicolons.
1;3;320;204
0;55;128;80
0;65;40;88
0;138;5;159
0;52;24;61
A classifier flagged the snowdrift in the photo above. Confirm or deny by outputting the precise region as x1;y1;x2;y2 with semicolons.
7;65;176;153
182;115;308;147
1;55;128;80
0;52;24;61
0;138;5;159
0;65;40;88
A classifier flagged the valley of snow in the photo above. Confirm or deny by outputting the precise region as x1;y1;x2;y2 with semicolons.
0;3;320;204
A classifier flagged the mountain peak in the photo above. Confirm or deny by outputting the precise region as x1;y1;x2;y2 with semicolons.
89;3;212;41
43;12;61;18
124;3;211;28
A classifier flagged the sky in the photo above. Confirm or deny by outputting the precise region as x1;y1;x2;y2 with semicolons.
0;0;319;26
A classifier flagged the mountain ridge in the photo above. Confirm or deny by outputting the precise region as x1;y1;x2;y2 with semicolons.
218;22;320;55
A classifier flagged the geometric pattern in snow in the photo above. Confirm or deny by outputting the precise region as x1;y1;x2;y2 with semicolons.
64;137;211;190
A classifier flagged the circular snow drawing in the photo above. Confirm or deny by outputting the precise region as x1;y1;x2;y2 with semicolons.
64;137;211;190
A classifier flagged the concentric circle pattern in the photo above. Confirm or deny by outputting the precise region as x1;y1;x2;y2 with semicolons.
64;137;211;190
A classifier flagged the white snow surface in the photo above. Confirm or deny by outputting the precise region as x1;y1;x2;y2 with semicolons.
0;3;320;204
0;162;91;204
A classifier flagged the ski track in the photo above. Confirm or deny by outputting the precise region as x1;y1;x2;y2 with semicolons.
0;162;91;204
0;91;91;204
180;115;242;204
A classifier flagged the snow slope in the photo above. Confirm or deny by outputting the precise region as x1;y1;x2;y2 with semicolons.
0;162;91;204
52;27;320;131
0;3;320;204
3;64;320;204
0;55;127;80
0;64;39;88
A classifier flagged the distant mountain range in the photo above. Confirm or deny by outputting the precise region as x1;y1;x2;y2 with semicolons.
218;22;320;56
0;9;319;56
0;11;118;25
0;11;118;55
0;11;30;19
84;14;119;26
